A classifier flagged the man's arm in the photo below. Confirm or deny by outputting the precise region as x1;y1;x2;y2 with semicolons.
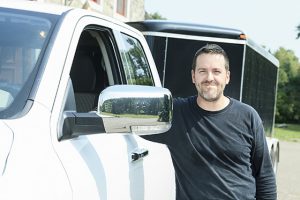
252;121;277;200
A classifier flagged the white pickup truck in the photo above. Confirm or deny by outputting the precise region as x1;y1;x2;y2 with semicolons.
0;2;175;199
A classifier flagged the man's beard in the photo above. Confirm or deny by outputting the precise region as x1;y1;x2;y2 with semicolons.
196;82;224;102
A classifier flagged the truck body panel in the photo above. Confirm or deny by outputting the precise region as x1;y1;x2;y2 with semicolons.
0;3;175;199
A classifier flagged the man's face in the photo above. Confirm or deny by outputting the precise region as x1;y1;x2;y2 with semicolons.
191;53;230;102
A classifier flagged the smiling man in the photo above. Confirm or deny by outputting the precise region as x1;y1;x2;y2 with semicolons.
144;43;277;200
192;46;230;111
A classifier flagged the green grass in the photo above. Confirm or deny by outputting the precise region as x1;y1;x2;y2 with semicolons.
274;124;300;142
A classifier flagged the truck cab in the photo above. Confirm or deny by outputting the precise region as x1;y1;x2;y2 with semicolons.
0;3;175;199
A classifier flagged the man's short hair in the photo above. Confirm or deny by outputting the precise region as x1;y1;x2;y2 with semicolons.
191;44;230;71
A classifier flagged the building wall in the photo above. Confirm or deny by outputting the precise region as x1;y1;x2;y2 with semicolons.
129;0;144;21
102;0;114;18
37;0;145;22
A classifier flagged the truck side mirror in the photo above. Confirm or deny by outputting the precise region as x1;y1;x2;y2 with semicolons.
59;85;172;140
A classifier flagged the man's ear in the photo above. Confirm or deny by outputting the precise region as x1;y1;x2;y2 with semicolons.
226;70;230;84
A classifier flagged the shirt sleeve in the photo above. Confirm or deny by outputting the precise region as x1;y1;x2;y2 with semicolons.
252;115;277;200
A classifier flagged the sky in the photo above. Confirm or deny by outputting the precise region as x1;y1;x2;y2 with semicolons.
145;0;300;59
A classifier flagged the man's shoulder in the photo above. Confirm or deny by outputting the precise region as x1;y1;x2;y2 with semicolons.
174;96;196;105
230;98;260;118
172;96;197;114
230;98;254;110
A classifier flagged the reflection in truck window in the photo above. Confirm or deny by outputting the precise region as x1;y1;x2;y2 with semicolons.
0;10;53;117
119;33;153;86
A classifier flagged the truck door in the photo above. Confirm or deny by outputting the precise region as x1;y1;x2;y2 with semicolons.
51;16;175;200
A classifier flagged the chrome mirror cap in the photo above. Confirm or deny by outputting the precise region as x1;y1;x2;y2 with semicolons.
97;85;172;135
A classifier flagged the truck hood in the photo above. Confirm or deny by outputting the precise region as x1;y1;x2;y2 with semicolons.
0;121;14;175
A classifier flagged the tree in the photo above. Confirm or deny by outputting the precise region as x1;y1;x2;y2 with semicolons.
274;47;300;123
145;11;166;20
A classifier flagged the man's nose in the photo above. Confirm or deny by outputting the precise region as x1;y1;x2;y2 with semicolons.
207;72;214;81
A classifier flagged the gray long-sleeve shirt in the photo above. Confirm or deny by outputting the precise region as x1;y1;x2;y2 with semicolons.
143;96;277;200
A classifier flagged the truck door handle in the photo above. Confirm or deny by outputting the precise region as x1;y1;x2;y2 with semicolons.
131;148;148;162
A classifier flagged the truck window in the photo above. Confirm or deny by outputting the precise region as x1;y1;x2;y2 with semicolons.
118;33;154;86
0;11;54;118
70;29;116;113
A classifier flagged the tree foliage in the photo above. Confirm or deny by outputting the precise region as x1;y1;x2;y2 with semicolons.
145;11;166;20
274;47;300;123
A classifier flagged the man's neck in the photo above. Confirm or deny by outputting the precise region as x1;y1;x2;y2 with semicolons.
196;95;230;111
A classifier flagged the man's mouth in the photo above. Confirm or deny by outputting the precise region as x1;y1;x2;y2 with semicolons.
202;83;216;87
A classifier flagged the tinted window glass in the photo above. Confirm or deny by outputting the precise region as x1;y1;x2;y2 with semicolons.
119;33;153;86
0;8;55;118
70;29;114;113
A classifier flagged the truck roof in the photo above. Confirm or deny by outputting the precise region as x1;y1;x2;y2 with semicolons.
128;20;279;67
127;20;245;40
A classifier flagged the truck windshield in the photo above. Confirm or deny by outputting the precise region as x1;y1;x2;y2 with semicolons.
0;8;56;118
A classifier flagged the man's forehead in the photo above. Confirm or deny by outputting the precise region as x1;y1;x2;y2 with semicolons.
197;53;225;60
196;58;225;67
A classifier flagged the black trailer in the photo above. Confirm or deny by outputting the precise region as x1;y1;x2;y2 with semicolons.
128;20;280;173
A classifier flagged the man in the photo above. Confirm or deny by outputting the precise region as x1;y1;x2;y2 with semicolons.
143;44;277;199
